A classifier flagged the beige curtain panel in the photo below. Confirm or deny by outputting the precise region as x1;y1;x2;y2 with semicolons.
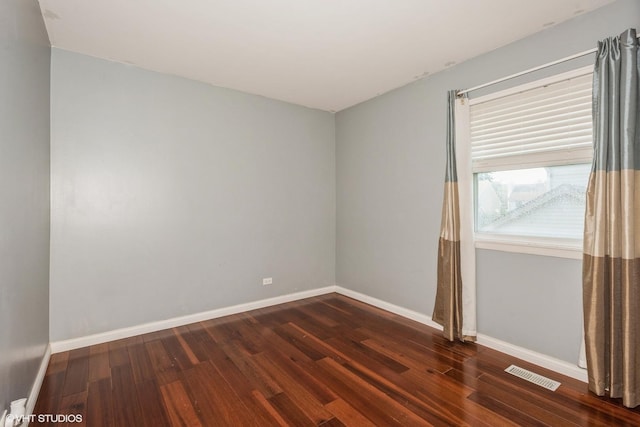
433;90;474;342
583;28;639;409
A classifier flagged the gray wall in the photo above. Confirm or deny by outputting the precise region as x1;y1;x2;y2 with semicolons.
49;49;335;342
0;0;50;410
336;0;640;364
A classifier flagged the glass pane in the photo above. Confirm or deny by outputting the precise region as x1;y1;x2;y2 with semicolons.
475;164;590;239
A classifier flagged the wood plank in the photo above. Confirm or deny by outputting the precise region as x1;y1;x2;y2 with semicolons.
478;371;610;426
404;369;513;427
272;306;332;336
142;328;176;343
251;390;290;427
144;339;180;385
182;360;260;426
325;399;377;427
68;346;90;360
253;351;334;424
319;417;347;427
231;316;273;354
325;335;410;374
108;340;130;368
473;373;581;426
304;300;361;329
221;340;283;398
86;378;114;427
199;341;288;425
33;371;65;425
176;323;214;362
263;347;338;404
239;382;291;425
128;343;156;384
329;297;476;359
46;352;69;376
360;327;469;371
467;391;548;426
159;380;202;427
250;320;317;364
193;334;255;397
35;293;640;426
172;326;200;365
160;333;196;371
471;350;640;425
274;322;343;362
62;349;89;396
315;357;431;426
340;361;469;426
200;317;243;344
123;335;145;347
135;380;171;427
88;343;110;383
268;392;317;427
361;336;453;373
293;302;341;328
111;364;145;427
288;322;468;426
180;326;289;427
58;391;87;427
89;342;109;356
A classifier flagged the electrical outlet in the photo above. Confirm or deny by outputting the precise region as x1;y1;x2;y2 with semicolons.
262;277;273;286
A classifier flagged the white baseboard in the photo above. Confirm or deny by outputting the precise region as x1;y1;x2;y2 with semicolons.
475;334;588;382
334;286;442;330
25;344;51;424
50;286;337;353
334;285;587;383
48;283;587;384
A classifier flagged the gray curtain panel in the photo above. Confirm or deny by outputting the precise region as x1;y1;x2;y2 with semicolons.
583;28;639;408
433;90;473;342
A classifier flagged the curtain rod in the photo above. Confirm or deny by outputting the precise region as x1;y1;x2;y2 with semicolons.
457;48;595;96
457;33;640;97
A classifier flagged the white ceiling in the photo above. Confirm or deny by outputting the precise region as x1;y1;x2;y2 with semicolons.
38;0;614;112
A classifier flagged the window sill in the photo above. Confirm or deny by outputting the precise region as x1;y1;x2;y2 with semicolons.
474;234;583;260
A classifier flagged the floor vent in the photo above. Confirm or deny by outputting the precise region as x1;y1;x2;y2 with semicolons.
504;365;561;391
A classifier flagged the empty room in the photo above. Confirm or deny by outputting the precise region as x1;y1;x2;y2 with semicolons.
2;0;640;425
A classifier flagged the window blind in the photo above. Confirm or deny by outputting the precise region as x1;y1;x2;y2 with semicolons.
470;72;593;172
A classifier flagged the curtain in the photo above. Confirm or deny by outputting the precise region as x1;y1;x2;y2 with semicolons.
433;90;475;342
583;28;639;409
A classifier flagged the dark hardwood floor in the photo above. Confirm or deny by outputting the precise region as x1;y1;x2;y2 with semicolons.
34;293;640;426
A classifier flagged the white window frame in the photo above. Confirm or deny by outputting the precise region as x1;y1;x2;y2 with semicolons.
462;65;593;260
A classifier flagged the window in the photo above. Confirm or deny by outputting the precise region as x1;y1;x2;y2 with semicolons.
468;67;593;258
